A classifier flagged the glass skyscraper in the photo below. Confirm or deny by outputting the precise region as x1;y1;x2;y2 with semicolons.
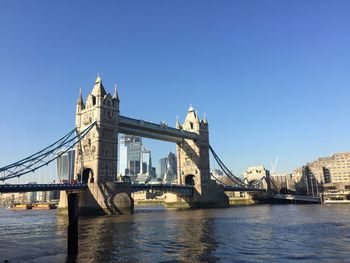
160;152;177;183
159;158;167;179
56;149;75;182
119;135;155;182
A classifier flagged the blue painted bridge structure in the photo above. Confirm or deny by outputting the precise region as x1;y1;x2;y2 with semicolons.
0;183;196;196
0;183;195;196
0;183;87;193
0;183;266;195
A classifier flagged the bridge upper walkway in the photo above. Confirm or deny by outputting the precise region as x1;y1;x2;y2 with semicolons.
119;115;199;143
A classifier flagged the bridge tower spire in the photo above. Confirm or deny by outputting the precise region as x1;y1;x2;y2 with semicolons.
76;89;85;127
113;84;120;101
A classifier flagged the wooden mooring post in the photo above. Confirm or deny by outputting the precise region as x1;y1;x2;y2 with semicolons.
67;193;78;256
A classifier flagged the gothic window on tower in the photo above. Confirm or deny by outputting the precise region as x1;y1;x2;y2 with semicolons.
83;145;90;156
106;111;113;119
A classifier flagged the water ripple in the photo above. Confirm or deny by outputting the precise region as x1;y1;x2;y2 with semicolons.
1;205;350;262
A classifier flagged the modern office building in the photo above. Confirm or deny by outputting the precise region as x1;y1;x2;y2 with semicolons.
141;148;153;175
315;153;350;183
162;152;177;184
293;152;350;195
56;149;75;182
158;158;167;179
119;135;155;182
119;135;142;178
271;172;299;192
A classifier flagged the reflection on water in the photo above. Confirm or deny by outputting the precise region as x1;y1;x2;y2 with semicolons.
76;208;221;263
1;205;350;262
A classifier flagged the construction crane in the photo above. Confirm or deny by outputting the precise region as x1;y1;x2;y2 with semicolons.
270;157;279;175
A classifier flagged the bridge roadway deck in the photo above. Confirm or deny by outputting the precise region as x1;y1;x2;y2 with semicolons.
119;115;200;143
223;185;267;192
131;184;194;196
0;183;87;193
0;183;266;195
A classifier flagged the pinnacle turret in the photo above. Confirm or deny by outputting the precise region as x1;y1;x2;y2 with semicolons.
95;73;101;84
91;74;106;97
76;88;85;111
113;84;120;101
203;113;208;124
176;115;181;129
195;110;200;123
77;89;84;104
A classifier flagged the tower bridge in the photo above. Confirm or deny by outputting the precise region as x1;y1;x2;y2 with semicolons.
0;75;270;216
65;75;230;214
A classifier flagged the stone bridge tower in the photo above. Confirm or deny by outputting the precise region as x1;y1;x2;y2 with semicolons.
75;75;119;183
166;106;229;208
59;76;133;215
176;106;210;189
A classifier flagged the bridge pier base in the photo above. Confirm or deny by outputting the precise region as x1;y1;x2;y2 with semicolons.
164;182;229;208
58;182;134;216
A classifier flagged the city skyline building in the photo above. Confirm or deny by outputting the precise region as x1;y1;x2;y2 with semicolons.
162;152;177;184
158;158;167;179
119;135;156;182
292;152;350;195
271;172;298;192
119;135;142;178
56;149;75;182
307;153;350;184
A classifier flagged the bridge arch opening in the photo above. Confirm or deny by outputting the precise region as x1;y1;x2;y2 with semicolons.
81;168;94;184
185;174;195;186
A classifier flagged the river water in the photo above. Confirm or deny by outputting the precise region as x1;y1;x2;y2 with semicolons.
1;204;350;262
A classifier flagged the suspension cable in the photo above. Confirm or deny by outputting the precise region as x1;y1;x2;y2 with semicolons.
0;122;96;181
210;172;229;186
209;145;248;187
0;129;75;171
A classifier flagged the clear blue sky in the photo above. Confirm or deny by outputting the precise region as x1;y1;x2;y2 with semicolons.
1;0;350;181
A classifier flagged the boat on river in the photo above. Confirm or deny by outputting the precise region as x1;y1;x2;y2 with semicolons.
8;204;32;210
32;203;57;209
